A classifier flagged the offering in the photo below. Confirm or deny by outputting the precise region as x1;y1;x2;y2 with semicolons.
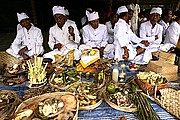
0;90;21;120
49;68;81;90
80;49;100;68
7;64;20;74
66;81;103;110
127;63;139;71
36;98;65;119
26;55;48;88
104;82;137;112
14;92;78;120
135;71;168;95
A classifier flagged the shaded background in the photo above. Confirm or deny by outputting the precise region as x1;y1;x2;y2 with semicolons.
0;0;179;51
0;0;178;32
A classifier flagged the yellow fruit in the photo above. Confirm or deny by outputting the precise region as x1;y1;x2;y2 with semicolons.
90;50;96;55
91;100;96;105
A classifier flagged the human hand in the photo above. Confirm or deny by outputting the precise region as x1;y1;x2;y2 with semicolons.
18;46;28;56
54;43;64;50
141;40;149;47
22;53;30;60
122;50;129;61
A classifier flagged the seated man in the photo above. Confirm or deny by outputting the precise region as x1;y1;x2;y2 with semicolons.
6;12;44;60
79;10;114;59
43;6;81;63
139;7;163;53
114;6;151;64
105;12;119;44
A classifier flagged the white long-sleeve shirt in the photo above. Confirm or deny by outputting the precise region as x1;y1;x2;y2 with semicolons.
114;18;152;64
114;18;142;60
48;20;80;50
158;20;170;41
164;21;180;46
140;21;163;52
82;24;109;48
10;26;44;55
127;3;140;35
105;21;114;44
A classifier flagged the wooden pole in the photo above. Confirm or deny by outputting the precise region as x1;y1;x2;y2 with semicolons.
31;0;38;25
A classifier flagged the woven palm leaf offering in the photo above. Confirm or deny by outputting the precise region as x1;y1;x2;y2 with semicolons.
26;55;48;88
54;49;74;67
75;49;100;73
135;71;168;96
49;68;81;90
103;76;137;112
13;92;78;120
66;80;103;110
0;90;22;120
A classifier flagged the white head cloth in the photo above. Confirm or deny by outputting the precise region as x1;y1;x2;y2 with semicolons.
150;7;162;15
116;6;128;15
52;6;65;16
86;10;99;21
17;12;29;22
81;16;87;26
65;9;69;16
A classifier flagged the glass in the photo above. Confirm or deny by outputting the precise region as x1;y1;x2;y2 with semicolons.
119;60;126;82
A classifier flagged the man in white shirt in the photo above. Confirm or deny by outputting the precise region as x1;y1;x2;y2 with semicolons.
158;9;172;43
161;10;180;52
6;12;44;60
79;10;114;59
164;10;180;46
127;0;140;35
43;6;81;63
139;7;163;52
114;6;151;64
105;13;118;44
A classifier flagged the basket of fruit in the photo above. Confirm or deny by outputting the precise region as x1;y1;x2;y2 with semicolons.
13;92;79;120
49;68;81;90
66;81;103;110
135;71;168;95
103;82;137;112
0;90;22;120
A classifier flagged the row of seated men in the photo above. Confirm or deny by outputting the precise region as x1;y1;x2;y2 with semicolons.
6;5;180;65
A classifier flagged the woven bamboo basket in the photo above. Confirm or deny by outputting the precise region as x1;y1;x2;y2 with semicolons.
103;91;137;112
135;78;168;95
79;98;103;110
0;51;20;67
15;92;79;120
143;88;180;119
158;88;180;119
49;70;81;90
65;81;104;110
0;90;22;120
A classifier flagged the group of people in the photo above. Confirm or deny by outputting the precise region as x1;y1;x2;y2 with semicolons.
6;4;180;65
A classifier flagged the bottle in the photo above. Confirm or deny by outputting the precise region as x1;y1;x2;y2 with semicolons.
112;58;119;82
